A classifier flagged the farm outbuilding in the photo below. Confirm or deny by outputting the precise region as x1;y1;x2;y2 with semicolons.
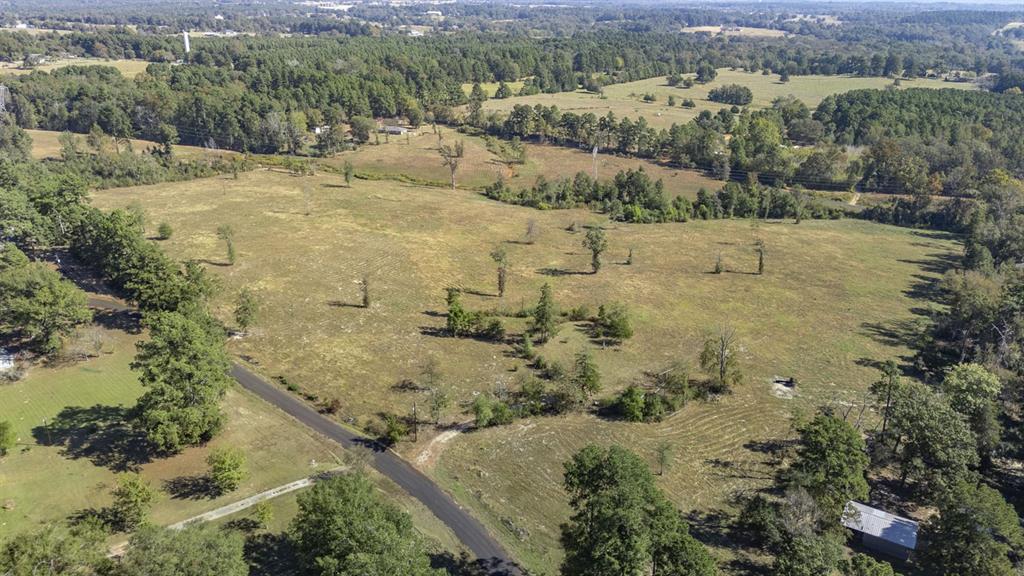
841;501;919;561
380;125;414;136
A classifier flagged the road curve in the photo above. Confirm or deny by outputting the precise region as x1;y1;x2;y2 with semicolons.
87;296;521;574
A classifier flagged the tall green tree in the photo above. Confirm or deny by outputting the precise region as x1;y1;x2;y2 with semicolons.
571;351;601;399
118;525;248;576
561;444;716;576
289;472;442;576
786;414;869;523
841;554;899;576
919;481;1024;576
0;420;15;455
532;282;557;342
0;245;91;353
869;360;902;434
698;327;742;392
490;244;509;297
131;310;231;453
941;363;1002;467
772;532;843;576
234;288;258;334
109;473;157;532
216;225;235;265
207;447;248;494
595;303;633;343
886;382;978;498
583;227;608;273
0;522;108;576
0;114;31;161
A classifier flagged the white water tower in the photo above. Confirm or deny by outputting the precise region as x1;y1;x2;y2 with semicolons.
183;31;191;54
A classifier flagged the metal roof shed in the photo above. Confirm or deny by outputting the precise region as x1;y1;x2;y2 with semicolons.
841;501;919;561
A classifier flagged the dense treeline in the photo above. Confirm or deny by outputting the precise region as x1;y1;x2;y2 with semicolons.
1;118;234;453
816;88;1024;174
3;1;1021;78
3;17;1020;153
484;167;842;223
474;83;1022;204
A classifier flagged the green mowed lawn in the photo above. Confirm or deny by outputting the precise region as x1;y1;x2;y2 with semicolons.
0;325;342;536
325;130;721;197
480;68;975;130
90;170;958;573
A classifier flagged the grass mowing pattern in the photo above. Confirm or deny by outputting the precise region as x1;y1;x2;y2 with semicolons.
90;168;959;573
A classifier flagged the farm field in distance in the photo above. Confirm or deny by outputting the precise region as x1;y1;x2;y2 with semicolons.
327;129;722;195
91;168;959;573
679;25;789;37
26;129;221;161
0;57;151;77
480;68;976;130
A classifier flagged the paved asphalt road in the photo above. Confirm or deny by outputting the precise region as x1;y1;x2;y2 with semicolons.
87;296;521;575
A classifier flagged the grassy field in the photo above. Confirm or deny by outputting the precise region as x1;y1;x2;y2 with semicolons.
26;129;221;161
0;323;346;536
479;68;975;130
680;25;788;38
209;468;466;558
90;168;958;571
0;57;151;77
326;130;721;195
461;80;527;98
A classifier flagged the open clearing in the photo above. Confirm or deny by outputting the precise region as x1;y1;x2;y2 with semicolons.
0;57;151;77
680;26;788;38
327;129;721;194
26;129;218;161
0;307;463;555
480;68;976;130
461;80;527;98
91;168;958;572
0;323;345;535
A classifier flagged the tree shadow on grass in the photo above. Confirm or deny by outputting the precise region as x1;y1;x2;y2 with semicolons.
244;533;298;576
898;251;960;302
462;288;497;298
326;300;364;309
430;551;525;576
32;404;151;472
704;458;775;482
163;475;219;500
859;319;922;350
91;308;142;334
536;267;588;277
193;258;232;268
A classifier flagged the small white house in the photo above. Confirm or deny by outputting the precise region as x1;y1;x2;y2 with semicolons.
381;125;413;136
841;501;919;561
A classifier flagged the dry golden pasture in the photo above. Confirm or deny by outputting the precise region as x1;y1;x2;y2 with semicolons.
91;169;958;573
326;130;721;196
479;68;975;130
26;129;224;161
0;57;151;77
